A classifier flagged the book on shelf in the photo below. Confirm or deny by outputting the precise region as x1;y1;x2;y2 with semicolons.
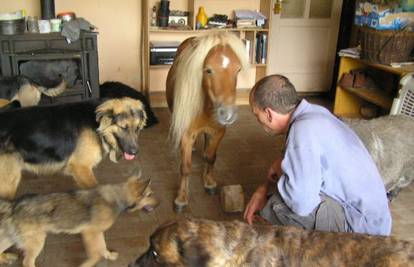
235;19;256;28
261;34;267;64
243;39;254;63
255;32;267;64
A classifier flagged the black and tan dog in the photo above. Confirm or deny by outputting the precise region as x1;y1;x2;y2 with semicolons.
0;97;147;200
100;81;159;128
131;218;414;267
0;175;158;267
0;75;67;107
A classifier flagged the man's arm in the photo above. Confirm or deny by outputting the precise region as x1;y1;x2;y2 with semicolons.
244;179;276;225
267;155;283;182
277;145;322;216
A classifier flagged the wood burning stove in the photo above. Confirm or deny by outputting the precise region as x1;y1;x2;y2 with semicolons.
0;31;99;103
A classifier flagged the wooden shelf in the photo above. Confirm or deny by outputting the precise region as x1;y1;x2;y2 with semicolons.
334;57;411;118
356;59;414;76
150;28;194;33
339;86;393;110
149;28;269;33
150;65;172;69
142;0;273;101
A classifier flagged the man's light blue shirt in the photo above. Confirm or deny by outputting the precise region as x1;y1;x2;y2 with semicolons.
277;99;392;235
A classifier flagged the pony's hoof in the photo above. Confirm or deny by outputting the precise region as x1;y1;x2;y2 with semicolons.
174;203;187;213
174;198;188;213
104;250;119;261
204;186;217;195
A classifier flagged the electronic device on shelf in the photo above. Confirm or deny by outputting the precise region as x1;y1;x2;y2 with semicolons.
150;41;180;65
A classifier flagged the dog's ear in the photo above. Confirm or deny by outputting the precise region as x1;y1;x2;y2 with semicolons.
132;108;147;129
128;176;151;196
96;109;113;131
96;100;115;130
136;178;151;195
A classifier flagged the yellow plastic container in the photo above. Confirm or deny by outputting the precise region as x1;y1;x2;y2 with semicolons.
196;6;208;28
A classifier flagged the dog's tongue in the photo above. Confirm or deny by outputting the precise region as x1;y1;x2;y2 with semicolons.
124;152;135;160
144;205;154;212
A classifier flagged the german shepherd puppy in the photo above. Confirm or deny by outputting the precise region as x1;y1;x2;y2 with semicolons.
0;175;158;267
0;75;67;107
0;97;147;200
131;218;414;267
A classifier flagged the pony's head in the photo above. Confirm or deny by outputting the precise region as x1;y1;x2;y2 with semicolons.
171;32;248;147
202;43;242;125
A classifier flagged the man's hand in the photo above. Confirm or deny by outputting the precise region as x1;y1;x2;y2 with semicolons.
243;183;269;225
267;156;283;182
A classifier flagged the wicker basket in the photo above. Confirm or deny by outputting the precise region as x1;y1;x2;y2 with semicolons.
360;26;414;65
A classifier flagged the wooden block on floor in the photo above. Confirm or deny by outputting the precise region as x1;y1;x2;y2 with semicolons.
220;184;245;213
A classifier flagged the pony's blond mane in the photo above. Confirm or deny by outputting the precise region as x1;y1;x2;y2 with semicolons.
170;32;249;149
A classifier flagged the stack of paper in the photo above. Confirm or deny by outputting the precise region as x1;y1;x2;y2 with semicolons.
338;47;361;59
234;9;267;28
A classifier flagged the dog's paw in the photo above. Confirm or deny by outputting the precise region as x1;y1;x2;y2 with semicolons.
103;250;118;261
0;253;18;265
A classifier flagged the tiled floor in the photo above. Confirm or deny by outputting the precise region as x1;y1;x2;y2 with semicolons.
8;97;414;267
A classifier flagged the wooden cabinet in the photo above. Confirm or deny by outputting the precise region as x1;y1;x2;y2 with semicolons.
333;56;414;118
142;0;272;107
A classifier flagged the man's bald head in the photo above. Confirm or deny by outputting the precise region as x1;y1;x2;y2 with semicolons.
250;75;299;114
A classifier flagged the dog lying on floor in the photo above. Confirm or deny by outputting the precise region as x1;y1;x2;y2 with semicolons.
0;97;147;200
0;75;67;107
130;218;414;267
100;81;159;128
345;115;414;200
0;175;158;267
19;59;79;89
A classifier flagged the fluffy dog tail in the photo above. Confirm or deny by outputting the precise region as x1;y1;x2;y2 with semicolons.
37;79;67;97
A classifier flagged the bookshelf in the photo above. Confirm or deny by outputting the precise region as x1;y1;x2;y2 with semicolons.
142;0;272;107
333;57;414;118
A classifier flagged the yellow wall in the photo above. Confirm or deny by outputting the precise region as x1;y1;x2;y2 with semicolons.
0;0;142;89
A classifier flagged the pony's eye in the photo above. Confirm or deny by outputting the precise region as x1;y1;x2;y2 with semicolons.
205;68;213;75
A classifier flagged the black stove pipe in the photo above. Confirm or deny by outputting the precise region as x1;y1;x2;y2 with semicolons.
40;0;55;20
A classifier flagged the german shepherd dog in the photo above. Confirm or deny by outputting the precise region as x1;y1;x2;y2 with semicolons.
0;75;67;107
0;175;158;267
0;97;147;200
131;218;414;267
100;81;159;128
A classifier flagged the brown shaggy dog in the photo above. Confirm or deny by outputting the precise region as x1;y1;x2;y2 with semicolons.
0;97;147;199
131;218;414;267
0;175;158;267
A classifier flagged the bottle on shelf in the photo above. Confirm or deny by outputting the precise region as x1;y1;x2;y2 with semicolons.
151;6;157;27
196;6;208;29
